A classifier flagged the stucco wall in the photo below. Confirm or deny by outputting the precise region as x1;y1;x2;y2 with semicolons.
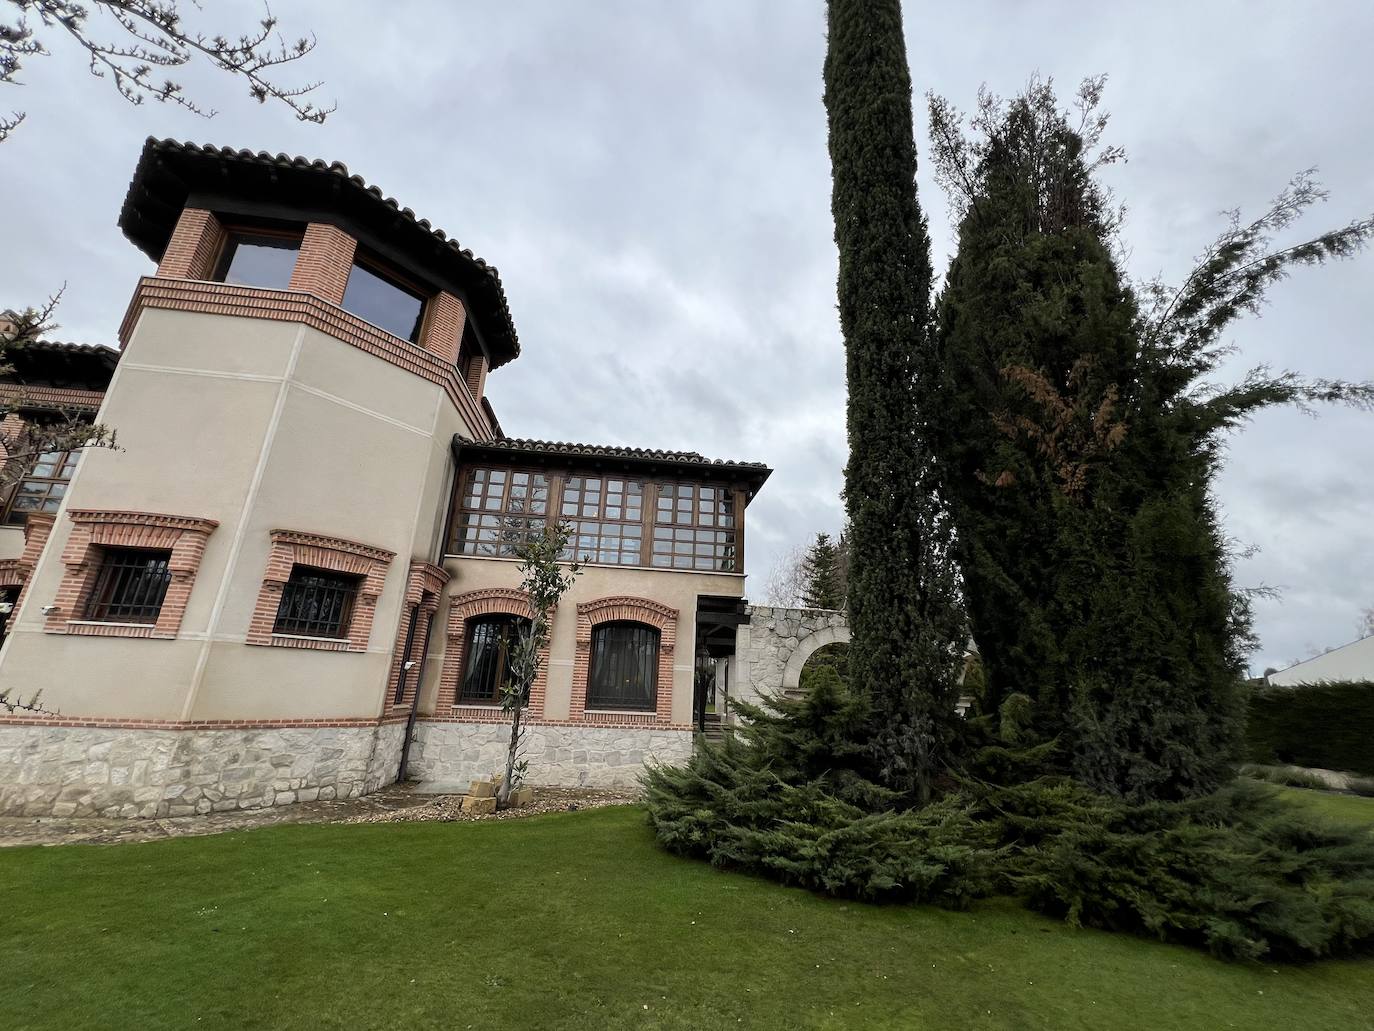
1269;635;1374;687
434;556;746;727
0;308;486;723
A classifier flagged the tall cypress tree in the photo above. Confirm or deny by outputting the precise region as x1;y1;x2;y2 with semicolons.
927;81;1374;801
824;0;966;801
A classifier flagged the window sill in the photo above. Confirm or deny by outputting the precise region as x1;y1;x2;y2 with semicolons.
453;701;503;709
441;554;746;578
583;708;658;717
257;633;356;653
54;620;164;640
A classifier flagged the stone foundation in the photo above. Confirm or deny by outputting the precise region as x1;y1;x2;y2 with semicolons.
0;720;406;818
408;720;693;789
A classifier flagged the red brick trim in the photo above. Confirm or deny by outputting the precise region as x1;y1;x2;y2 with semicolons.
156;208;224;281
0;713;410;731
119;277;492;440
571;596;678;724
0;559;25;588
12;512;54;617
0;384;105;414
246;529;395;652
425;291;466;365
385;561;451;711
416;714;694;731
437;588;554;716
289;222;357;305
44;510;218;639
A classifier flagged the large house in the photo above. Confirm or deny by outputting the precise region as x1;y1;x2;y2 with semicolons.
0;139;771;818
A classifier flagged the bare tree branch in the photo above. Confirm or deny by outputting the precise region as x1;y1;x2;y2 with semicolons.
1;0;333;140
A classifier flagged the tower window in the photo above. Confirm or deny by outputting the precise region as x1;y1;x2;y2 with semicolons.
213;230;302;289
342;255;428;343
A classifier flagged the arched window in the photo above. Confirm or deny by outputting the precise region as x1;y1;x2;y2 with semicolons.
461;614;529;704
587;621;659;711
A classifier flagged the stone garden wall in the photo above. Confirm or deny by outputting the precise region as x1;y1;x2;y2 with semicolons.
0;720;406;818
734;605;849;706
407;721;693;791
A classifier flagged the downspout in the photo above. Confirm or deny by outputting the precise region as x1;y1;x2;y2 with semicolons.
396;435;469;783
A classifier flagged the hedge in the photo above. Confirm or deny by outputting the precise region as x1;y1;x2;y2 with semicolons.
1246;681;1374;776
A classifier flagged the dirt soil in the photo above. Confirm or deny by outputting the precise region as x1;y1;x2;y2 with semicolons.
0;786;639;849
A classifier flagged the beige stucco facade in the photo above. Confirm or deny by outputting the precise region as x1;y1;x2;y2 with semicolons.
0;308;479;724
0;139;772;817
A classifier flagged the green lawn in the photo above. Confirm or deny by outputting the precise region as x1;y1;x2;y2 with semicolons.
2;804;1372;1031
1277;785;1374;828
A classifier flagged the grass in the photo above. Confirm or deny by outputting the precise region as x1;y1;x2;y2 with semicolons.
1276;784;1374;828
2;802;1372;1030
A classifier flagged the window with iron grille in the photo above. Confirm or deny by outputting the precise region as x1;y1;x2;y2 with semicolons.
4;448;79;526
460;614;529;704
272;566;360;639
84;548;173;624
450;467;550;557
651;482;738;571
586;621;659;711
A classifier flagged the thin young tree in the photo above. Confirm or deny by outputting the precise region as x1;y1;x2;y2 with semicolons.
497;524;580;809
824;0;967;801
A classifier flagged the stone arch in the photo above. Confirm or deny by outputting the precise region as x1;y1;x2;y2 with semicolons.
780;623;852;693
735;606;851;707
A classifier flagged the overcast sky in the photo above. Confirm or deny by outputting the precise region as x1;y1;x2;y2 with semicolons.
2;1;1370;674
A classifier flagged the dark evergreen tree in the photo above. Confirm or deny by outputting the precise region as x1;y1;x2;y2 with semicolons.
800;532;844;610
927;79;1374;800
824;0;967;801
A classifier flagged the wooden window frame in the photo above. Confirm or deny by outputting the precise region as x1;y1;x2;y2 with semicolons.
651;481;741;573
559;472;647;567
570;596;678;725
438;588;554;717
2;445;80;526
209;224;305;287
447;465;746;573
342;248;434;345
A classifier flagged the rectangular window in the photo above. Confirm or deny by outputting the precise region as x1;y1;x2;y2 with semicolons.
560;475;644;566
342;256;427;343
273;567;360;639
450;468;550;557
4;448;79;526
652;483;738;571
587;622;659;711
85;548;173;624
213;231;301;289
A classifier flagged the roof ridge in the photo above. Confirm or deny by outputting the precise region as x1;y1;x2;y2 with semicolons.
479;436;770;470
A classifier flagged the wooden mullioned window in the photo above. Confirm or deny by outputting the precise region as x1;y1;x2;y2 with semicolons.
451;468;551;557
449;466;742;572
4;448;79;526
651;482;738;572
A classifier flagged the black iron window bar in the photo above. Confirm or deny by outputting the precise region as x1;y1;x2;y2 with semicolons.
273;568;359;638
85;548;173;623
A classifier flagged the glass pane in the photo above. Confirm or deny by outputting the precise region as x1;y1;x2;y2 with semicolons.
218;234;300;289
342;261;426;342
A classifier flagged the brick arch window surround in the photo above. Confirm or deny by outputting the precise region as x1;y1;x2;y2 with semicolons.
246;530;395;652
571;597;678;725
438;588;555;719
44;510;219;639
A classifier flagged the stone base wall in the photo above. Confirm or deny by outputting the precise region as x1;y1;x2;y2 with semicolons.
408;720;693;790
0;720;407;818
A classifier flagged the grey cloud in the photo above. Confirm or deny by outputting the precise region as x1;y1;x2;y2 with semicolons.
2;0;1369;674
